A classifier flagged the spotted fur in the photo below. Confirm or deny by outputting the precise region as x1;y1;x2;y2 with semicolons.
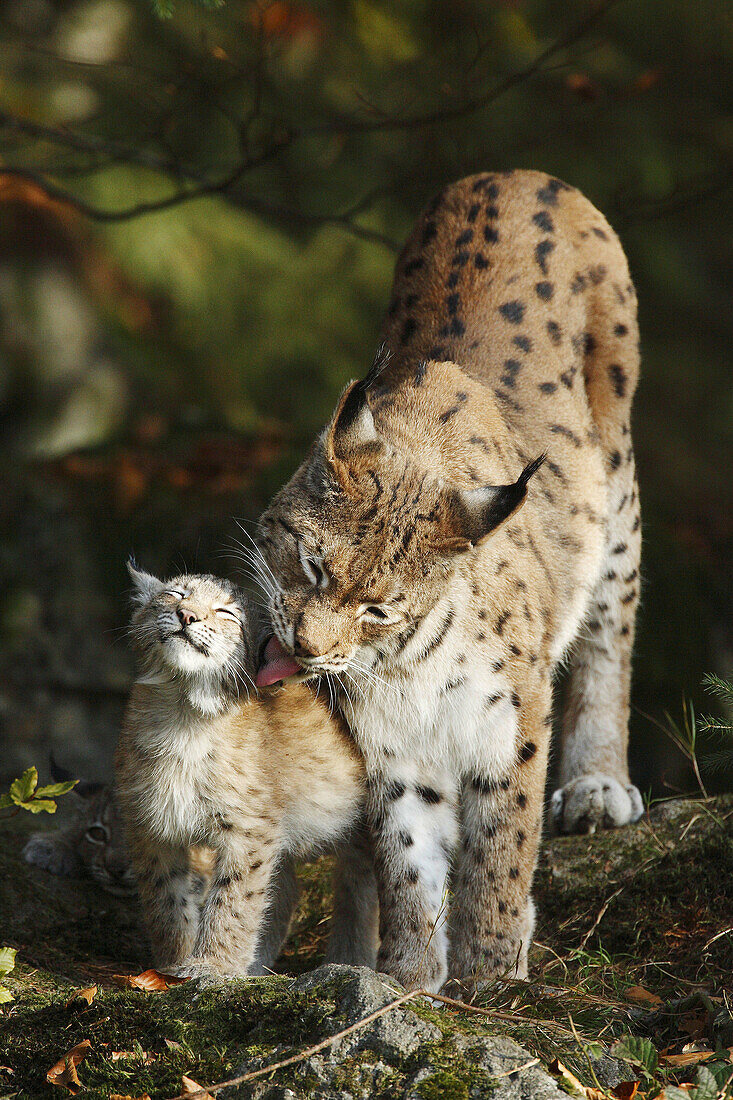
115;566;373;979
255;170;643;992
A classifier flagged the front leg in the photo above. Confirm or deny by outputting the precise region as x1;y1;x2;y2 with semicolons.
126;832;199;968
370;765;459;993
326;819;379;968
249;856;300;975
449;682;550;987
178;831;281;978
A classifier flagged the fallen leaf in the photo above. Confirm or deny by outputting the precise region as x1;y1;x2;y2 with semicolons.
66;985;97;1010
548;1058;587;1098
626;986;663;1007
165;1039;183;1051
110;1094;151;1100
46;1040;91;1093
181;1075;214;1099
111;1050;154;1064
660;1051;715;1067
112;969;190;992
612;1083;639;1100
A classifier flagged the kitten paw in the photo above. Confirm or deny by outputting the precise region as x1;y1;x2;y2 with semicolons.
551;774;644;835
22;834;78;876
167;959;242;985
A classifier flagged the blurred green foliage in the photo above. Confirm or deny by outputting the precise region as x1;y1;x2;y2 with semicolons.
0;0;730;790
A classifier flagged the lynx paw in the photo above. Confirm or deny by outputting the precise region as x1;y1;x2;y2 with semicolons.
551;775;644;835
377;941;447;994
23;834;78;876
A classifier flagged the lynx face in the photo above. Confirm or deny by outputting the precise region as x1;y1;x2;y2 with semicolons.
127;562;258;698
23;777;137;896
255;376;539;686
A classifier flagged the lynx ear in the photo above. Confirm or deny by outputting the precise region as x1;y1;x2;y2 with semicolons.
326;380;382;489
126;556;164;605
444;454;546;550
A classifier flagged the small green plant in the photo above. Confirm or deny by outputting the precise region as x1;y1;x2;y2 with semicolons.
0;947;16;1005
642;673;733;798
0;766;78;1007
0;766;77;817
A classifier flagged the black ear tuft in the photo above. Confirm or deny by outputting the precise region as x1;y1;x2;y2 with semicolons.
448;453;545;548
49;752;75;785
484;453;546;527
517;452;546;489
127;553;139;571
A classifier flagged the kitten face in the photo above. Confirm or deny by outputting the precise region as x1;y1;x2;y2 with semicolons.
75;785;138;895
127;564;258;695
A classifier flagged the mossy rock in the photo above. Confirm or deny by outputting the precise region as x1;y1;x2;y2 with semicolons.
1;797;731;1098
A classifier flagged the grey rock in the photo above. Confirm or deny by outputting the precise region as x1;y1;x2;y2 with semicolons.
231;965;569;1100
293;964;441;1060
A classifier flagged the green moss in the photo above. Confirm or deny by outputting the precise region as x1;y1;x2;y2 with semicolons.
417;1069;470;1100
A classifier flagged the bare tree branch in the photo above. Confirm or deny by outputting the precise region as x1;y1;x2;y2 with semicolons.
0;0;622;247
304;0;624;134
0;166;399;250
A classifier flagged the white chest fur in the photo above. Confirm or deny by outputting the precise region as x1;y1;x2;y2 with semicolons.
345;602;519;779
131;720;216;847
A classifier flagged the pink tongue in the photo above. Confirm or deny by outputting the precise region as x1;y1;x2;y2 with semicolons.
256;635;302;687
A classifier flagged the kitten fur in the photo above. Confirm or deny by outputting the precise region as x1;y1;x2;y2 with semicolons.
114;563;374;978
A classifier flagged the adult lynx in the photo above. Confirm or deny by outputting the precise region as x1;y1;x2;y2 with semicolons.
255;170;642;991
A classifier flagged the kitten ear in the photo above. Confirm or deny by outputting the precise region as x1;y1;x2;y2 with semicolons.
441;455;545;551
127;556;164;605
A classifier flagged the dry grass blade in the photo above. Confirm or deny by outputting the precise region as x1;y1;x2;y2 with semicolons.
495;1058;541;1078
167;987;422;1099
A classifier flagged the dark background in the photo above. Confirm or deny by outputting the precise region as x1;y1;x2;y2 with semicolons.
0;0;731;796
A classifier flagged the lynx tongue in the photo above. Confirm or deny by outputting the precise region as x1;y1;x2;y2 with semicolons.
256;635;302;687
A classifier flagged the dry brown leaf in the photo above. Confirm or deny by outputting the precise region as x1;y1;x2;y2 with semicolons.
626;985;663;1006
46;1040;91;1093
110;1094;151;1100
181;1075;214;1099
65;985;97;1010
611;1082;639;1100
548;1058;587;1098
660;1050;715;1067
112;969;190;992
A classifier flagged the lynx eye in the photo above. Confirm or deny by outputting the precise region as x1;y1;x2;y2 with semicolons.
85;823;110;845
360;603;400;624
164;588;186;599
298;543;329;590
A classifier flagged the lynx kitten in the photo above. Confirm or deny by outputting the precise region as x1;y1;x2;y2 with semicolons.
115;562;375;978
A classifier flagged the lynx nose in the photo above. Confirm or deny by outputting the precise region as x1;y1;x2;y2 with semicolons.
177;607;199;627
293;639;320;660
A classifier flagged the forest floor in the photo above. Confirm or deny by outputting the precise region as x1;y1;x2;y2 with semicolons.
0;796;731;1099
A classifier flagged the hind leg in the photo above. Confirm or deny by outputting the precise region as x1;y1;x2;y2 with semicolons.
553;440;643;834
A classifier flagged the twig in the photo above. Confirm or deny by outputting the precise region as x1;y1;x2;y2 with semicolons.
166;986;423;1099
578;887;624;951
424;992;583;1039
